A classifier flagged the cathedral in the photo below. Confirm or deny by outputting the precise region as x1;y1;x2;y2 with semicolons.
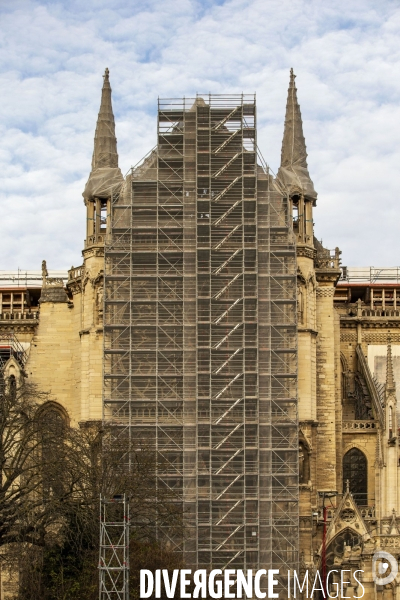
0;68;399;598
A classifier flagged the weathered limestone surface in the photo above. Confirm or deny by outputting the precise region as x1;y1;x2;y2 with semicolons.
315;279;339;491
27;301;78;420
297;252;317;422
78;248;104;422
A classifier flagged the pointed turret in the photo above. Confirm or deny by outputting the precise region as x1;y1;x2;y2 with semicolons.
277;69;317;204
91;68;119;170
83;68;123;202
383;335;398;513
386;335;396;396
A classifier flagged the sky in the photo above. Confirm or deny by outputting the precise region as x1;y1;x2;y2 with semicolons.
0;0;399;270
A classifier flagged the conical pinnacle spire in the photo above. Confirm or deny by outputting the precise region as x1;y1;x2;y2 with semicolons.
386;334;396;395
281;69;307;170
277;69;317;202
83;69;123;201
92;68;119;170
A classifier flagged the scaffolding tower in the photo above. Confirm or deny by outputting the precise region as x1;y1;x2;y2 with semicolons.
99;495;130;600
103;94;298;576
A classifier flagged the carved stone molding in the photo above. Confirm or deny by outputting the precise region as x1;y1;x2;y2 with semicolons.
82;246;105;259
340;332;357;342
299;424;313;450
299;516;312;529
298;327;318;336
342;420;377;432
82;269;104;292
297;267;307;284
0;322;38;333
340;508;356;523
307;271;317;290
316;286;335;298
315;269;341;284
297;245;315;260
44;277;64;286
340;321;357;329
92;271;104;286
360;322;400;330
379;536;400;549
67;265;83;295
67;281;82;296
341;316;400;329
363;332;400;344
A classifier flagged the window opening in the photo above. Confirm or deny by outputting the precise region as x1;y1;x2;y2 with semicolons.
343;448;367;505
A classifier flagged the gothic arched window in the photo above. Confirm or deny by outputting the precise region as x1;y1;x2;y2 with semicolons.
8;375;16;400
40;407;66;437
343;448;367;505
326;528;362;571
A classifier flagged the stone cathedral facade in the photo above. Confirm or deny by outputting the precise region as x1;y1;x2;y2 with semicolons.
1;69;400;598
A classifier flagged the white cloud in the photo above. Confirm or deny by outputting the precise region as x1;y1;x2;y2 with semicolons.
0;0;399;268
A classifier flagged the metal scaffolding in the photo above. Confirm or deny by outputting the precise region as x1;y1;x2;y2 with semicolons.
0;333;28;371
103;94;298;576
99;495;130;600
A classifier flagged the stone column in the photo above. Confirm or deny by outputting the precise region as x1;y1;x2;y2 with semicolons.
315;271;340;491
80;245;105;422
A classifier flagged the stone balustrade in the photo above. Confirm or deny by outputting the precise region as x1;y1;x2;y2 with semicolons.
68;266;82;280
361;308;400;317
344;305;400;318
343;420;377;431
315;247;341;270
0;311;39;321
315;505;375;520
86;234;105;246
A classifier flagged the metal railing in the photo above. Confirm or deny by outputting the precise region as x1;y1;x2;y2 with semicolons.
340;267;400;283
0;270;68;287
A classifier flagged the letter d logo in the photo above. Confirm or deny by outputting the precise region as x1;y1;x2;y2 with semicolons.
372;551;398;585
